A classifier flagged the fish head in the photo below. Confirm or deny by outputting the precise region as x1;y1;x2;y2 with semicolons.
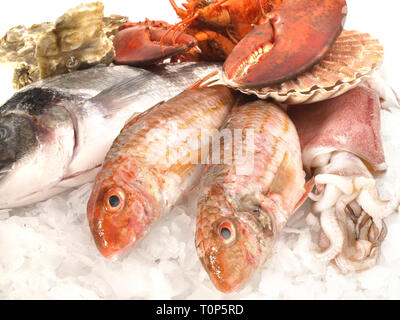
0;90;76;208
87;168;157;259
196;203;275;293
0;114;33;176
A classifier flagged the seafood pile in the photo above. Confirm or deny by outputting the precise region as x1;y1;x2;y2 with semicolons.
0;0;400;298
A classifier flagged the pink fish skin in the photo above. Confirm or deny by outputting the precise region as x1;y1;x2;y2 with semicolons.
196;101;306;293
87;85;236;259
288;86;385;172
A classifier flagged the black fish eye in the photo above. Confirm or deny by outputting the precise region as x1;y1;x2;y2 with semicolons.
220;227;231;240
109;195;120;208
104;187;125;213
218;220;236;245
0;127;8;140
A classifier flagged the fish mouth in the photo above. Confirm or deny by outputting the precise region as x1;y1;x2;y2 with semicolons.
197;213;270;294
89;203;139;260
198;237;254;294
199;258;231;293
200;254;252;294
93;226;137;260
102;241;136;261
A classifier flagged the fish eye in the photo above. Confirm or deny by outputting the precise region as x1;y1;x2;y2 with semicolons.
218;220;236;245
103;187;125;213
0;126;9;140
221;227;231;239
109;195;120;208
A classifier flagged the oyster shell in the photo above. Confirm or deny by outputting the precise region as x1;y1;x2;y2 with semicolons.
103;15;129;39
36;2;114;79
227;30;384;105
0;23;53;87
0;2;128;90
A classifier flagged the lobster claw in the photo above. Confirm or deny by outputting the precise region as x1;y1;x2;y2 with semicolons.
113;21;196;66
223;0;347;88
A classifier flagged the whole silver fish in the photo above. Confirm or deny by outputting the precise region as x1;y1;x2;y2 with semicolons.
0;63;221;208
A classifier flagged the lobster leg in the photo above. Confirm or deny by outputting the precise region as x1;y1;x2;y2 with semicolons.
223;0;347;88
194;30;236;60
113;21;196;66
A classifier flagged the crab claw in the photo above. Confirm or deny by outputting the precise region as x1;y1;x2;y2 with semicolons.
113;22;196;66
223;0;347;88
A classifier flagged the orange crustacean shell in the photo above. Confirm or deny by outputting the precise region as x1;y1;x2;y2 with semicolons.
224;30;384;104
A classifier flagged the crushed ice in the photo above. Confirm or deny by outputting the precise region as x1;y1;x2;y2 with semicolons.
0;68;399;299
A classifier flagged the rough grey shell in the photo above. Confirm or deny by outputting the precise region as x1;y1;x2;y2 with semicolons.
0;2;128;90
227;30;384;105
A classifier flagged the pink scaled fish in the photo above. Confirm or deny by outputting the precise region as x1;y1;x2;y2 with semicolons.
87;85;236;259
196;100;308;293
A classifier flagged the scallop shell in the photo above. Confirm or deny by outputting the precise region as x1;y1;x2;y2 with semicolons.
229;30;384;104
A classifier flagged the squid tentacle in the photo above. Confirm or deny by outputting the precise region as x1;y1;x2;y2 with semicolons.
309;151;397;272
335;246;380;274
316;208;344;261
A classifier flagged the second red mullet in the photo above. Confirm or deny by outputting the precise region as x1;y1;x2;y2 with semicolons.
196;101;307;293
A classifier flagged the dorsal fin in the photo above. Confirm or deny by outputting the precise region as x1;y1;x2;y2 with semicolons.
88;72;166;117
123;100;165;127
187;71;219;90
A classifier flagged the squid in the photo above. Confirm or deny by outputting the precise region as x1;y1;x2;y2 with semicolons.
288;86;400;273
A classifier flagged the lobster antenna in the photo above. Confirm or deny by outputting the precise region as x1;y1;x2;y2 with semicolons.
159;21;186;52
162;0;230;51
168;0;231;47
159;13;199;52
174;25;191;45
171;14;199;45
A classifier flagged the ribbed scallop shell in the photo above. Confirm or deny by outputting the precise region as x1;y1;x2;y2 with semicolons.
229;30;384;104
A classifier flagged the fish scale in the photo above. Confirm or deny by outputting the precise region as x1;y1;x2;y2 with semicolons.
87;85;236;259
196;100;306;293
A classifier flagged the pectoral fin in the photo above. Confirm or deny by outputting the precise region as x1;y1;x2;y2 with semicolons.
294;178;315;212
269;152;297;194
